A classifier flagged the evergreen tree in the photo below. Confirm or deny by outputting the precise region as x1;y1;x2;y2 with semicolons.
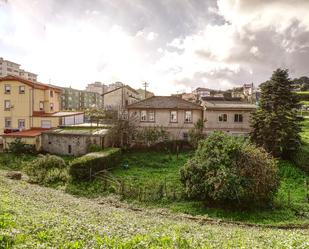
250;69;301;159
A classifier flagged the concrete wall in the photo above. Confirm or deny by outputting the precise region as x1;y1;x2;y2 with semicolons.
104;87;139;110
204;109;253;134
41;133;107;156
128;108;203;140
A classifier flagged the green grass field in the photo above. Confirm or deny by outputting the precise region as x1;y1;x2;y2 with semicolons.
1;172;308;248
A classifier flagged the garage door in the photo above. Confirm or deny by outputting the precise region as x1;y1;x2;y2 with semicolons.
41;120;52;128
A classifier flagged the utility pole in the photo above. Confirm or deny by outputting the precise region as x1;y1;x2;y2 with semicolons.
142;82;149;99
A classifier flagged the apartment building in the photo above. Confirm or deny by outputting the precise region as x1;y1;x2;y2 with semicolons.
61;87;103;110
85;81;108;95
0;57;38;81
0;75;84;149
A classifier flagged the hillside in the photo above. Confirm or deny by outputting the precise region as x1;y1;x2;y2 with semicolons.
1;172;308;248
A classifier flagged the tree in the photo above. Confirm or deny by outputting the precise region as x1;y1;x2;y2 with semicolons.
188;119;204;148
180;132;279;207
250;69;301;159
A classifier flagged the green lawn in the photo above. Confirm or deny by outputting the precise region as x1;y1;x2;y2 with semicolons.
1;173;308;248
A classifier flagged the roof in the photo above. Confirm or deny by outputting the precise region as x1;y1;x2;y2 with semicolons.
0;75;62;92
127;96;203;110
32;111;84;117
42;128;108;136
102;85;139;95
2;128;49;138
203;100;257;110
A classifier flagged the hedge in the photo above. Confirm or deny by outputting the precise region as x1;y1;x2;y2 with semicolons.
69;148;121;181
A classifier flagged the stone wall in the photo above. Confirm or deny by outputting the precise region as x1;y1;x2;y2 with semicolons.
41;133;106;156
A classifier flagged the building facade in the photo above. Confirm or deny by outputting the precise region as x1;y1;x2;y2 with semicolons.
103;85;140;112
127;96;203;140
61;87;103;110
202;98;257;135
0;75;84;148
0;57;37;81
85;81;108;95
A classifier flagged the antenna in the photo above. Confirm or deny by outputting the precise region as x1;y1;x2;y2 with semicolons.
142;81;149;99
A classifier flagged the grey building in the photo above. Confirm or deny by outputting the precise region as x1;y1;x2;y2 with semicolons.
61;87;103;110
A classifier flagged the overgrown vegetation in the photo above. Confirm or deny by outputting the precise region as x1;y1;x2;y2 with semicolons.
23;154;68;186
180;132;279;207
1;175;308;248
6;138;36;154
69;148;121;181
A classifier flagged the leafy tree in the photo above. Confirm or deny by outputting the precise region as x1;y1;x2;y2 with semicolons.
85;108;117;126
250;69;301;159
180;132;279;207
188;119;204;148
136;126;168;147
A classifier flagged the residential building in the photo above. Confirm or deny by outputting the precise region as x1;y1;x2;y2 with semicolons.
85;81;108;95
202;97;256;135
0;75;84;149
192;87;211;98
102;85;140;112
126;96;203;140
61;87;103;110
107;81;124;92
0;57;38;81
137;88;155;100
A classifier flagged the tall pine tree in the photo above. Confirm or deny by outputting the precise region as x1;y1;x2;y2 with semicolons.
250;69;301;159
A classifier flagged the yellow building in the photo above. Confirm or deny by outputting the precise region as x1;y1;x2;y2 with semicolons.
0;75;84;150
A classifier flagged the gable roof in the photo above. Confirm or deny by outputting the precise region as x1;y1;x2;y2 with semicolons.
0;75;62;92
127;96;203;110
203;100;257;110
102;85;139;95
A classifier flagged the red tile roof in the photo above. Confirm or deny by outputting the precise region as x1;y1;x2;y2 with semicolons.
2;128;50;138
0;75;62;92
32;111;84;117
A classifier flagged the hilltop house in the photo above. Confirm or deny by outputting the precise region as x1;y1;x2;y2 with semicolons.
0;75;84;150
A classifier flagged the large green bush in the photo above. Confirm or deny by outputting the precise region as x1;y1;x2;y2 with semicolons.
69;148;121;181
23;155;68;185
180;132;279;207
7;138;36;154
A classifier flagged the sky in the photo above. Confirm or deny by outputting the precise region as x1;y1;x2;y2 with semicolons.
0;0;309;95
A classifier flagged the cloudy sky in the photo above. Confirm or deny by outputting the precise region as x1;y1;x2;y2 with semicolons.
1;0;309;95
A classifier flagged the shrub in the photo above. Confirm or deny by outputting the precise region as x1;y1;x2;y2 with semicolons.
180;131;279;207
87;144;103;153
69;148;121;182
292;146;309;174
7;138;36;154
23;155;68;185
188;119;204;148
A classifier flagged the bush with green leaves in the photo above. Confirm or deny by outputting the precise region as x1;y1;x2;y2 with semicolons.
136;126;168;147
69;148;121;182
23;155;68;185
7;138;36;154
188;119;204;148
180;132;279;207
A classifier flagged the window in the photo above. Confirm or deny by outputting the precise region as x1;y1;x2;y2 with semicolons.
4;117;11;128
18;119;25;129
141;110;147;121
218;114;227;122
234;114;243;123
19;86;25;94
170;111;178;123
50;90;54;97
68;145;72;154
184;111;192;123
148;110;155;122
39;101;44;111
4;100;11;110
4;84;11;94
50;103;54;111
